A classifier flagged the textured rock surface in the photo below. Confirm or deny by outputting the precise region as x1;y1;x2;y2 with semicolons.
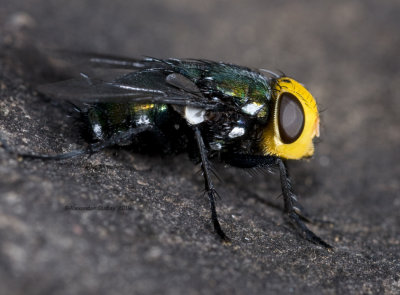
0;1;399;294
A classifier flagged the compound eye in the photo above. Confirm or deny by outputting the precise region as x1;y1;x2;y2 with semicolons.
278;93;305;143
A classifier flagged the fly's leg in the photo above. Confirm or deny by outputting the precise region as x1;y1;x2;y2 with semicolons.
220;153;331;248
0;125;151;161
277;158;332;248
0;135;87;160
194;127;229;241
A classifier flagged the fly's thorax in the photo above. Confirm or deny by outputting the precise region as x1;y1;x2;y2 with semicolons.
182;104;270;154
194;109;259;152
261;77;320;160
210;68;272;120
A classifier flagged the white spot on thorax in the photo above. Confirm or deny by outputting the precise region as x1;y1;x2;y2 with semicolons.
209;142;222;150
228;127;245;138
184;106;205;125
241;103;264;116
93;124;102;138
137;115;150;125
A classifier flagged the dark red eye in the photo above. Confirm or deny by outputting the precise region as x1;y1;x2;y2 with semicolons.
278;93;304;144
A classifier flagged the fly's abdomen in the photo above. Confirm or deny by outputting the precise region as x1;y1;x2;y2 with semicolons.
87;103;169;141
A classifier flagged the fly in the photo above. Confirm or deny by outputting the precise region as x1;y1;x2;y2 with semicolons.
1;52;331;248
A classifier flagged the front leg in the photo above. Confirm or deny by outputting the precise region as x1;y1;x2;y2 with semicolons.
277;158;332;248
194;127;229;241
222;153;331;248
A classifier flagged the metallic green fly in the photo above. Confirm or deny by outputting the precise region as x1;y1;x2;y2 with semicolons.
2;53;331;248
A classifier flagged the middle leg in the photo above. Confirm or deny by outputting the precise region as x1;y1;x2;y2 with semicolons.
194;127;229;241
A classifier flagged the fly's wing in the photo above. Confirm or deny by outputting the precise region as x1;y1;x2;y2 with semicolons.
49;50;167;70
38;69;221;109
39;53;271;114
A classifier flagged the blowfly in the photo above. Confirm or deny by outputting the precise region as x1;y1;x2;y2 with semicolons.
2;52;331;248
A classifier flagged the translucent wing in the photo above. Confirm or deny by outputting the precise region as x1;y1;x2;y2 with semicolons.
38;52;268;112
38;69;220;109
50;50;166;70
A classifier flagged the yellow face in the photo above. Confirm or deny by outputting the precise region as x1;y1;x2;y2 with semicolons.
261;77;320;160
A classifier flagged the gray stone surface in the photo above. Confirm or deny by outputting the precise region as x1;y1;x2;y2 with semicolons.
0;1;399;294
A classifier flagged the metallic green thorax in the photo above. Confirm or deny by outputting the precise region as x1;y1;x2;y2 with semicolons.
173;61;272;118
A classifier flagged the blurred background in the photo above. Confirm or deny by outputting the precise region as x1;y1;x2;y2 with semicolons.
0;0;399;294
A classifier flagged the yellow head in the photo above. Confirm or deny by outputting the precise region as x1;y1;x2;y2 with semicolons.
261;77;320;160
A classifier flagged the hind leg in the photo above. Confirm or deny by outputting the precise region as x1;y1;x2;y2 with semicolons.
0;125;152;161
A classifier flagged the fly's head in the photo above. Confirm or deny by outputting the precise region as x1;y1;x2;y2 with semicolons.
261;77;320;160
